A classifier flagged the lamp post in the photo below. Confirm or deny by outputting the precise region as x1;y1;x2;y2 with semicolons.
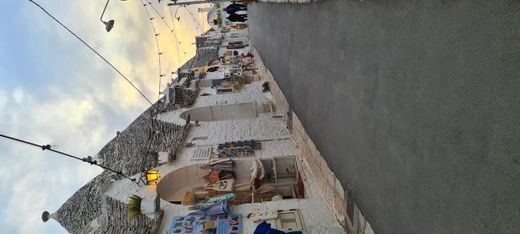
100;0;115;32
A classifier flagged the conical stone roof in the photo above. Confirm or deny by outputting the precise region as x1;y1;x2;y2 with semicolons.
51;108;184;233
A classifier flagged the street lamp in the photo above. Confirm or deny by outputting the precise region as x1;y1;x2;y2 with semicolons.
137;169;161;185
145;170;161;184
100;0;115;32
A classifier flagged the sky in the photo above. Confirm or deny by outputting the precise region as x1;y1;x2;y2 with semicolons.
0;0;210;233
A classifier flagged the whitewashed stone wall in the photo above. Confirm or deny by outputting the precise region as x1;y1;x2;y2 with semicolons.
93;195;163;234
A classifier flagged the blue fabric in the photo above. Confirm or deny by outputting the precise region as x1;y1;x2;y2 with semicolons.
217;219;230;234
254;221;285;234
205;201;228;216
253;221;303;234
167;215;205;234
167;213;242;234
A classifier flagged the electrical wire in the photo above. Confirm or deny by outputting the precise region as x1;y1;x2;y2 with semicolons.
28;0;157;109
144;1;188;59
182;6;204;35
169;6;182;65
142;0;197;86
0;133;139;184
138;0;164;103
142;0;203;100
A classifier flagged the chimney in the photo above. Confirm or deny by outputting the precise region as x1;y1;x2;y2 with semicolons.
41;211;58;223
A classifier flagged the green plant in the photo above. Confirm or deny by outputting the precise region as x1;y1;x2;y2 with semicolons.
128;194;142;219
216;13;223;27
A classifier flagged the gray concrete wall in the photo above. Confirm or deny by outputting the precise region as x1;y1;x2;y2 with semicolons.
249;1;520;233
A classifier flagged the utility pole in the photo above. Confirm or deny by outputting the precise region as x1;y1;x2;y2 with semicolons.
168;0;229;7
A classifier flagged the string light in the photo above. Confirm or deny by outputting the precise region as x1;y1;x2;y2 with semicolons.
182;7;204;35
0;133;140;185
145;1;188;58
138;0;164;103
140;0;203;102
170;6;183;64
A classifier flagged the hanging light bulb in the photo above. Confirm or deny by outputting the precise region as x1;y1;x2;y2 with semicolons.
145;170;160;184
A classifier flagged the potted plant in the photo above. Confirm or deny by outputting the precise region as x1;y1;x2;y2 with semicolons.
128;194;142;219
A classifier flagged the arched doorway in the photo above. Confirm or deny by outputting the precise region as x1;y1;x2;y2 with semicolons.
157;165;210;203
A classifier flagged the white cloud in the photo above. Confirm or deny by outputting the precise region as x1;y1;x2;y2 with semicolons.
0;85;108;233
12;87;26;104
2;157;102;234
0;86;7;111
